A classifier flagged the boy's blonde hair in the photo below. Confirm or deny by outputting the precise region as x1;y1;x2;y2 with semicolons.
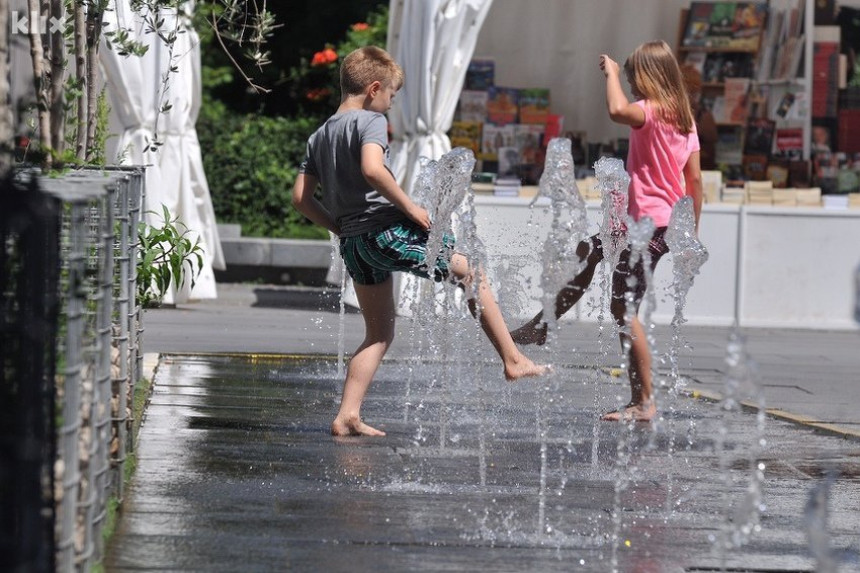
624;40;694;134
340;46;404;97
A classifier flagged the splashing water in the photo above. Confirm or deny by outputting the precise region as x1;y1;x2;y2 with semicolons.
805;473;839;573
594;157;629;271
663;196;708;402
713;330;766;562
665;196;708;328
417;147;475;276
533;138;589;337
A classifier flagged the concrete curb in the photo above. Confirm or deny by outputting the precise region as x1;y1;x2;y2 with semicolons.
684;387;860;443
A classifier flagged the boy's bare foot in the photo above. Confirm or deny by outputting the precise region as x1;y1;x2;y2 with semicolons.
331;416;386;437
504;357;552;381
510;322;548;346
601;401;657;422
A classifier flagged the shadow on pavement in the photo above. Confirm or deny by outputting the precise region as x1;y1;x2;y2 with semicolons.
252;287;361;314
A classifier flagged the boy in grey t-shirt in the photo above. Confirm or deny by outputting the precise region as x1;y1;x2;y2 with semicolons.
292;46;549;438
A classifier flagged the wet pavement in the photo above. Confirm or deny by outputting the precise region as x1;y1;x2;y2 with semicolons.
105;284;860;572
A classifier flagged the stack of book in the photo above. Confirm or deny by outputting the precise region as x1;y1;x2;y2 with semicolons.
795;187;823;207
746;180;774;205
822;194;849;209
850;192;860;208
471;182;494;195
721;186;746;204
702;170;722;203
493;176;521;197
772;188;798;207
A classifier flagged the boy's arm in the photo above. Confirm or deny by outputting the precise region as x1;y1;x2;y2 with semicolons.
361;143;431;230
599;54;645;127
291;173;341;235
683;150;703;232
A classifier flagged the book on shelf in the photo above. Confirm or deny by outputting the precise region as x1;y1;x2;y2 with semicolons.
497;146;520;178
486;86;520;125
724;77;751;124
742;154;769;181
716;126;744;165
774;127;804;160
788;160;811;188
544;114;565;143
480;123;516;160
449;121;482;156
514;124;545;164
458;90;488;123
518;88;551;125
766;162;790;188
758;1;806;82
681;2;767;50
710;95;727;123
465;58;495;91
744;118;775;155
813;26;840;118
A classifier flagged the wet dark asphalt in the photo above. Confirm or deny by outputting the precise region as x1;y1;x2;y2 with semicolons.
105;282;860;572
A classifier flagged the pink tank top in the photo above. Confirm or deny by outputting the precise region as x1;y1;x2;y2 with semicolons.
626;100;699;227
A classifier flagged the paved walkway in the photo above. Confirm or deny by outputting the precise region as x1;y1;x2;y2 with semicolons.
105;283;860;571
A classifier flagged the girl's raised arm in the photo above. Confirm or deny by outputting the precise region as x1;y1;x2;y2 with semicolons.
600;54;645;127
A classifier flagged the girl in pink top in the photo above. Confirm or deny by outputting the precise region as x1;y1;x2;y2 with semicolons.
512;40;703;422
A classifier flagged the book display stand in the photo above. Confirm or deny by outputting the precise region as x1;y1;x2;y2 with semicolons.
677;0;813;194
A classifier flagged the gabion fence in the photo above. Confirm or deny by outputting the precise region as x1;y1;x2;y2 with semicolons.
1;166;146;572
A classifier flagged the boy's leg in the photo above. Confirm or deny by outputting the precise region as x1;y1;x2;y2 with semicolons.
511;237;603;345
448;253;549;381
331;277;397;436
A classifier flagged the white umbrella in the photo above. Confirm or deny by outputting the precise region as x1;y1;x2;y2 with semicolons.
101;1;224;304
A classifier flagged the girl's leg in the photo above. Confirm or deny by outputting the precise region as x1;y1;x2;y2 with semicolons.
448;253;549;381
602;307;657;422
331;277;397;436
511;237;603;345
602;245;660;422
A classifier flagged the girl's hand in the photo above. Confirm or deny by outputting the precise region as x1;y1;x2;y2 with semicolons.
599;54;619;78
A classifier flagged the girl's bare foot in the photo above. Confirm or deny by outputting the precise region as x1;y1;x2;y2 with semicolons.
510;321;548;346
504;356;552;381
331;416;386;437
601;401;657;422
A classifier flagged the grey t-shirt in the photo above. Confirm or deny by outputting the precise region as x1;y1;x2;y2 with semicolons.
299;110;406;237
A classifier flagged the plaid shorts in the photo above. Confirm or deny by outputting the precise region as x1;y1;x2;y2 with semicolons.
339;221;455;286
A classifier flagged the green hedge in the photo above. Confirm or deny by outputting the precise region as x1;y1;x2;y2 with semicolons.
198;100;328;239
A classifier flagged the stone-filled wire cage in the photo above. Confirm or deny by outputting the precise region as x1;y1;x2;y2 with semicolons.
1;166;146;572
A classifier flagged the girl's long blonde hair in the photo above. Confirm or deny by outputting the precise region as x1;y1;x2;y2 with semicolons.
624;40;694;134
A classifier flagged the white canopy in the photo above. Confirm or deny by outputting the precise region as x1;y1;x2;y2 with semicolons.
101;1;224;304
387;0;494;194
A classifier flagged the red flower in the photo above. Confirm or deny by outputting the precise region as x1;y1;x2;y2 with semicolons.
311;48;338;67
306;88;332;102
351;22;369;31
